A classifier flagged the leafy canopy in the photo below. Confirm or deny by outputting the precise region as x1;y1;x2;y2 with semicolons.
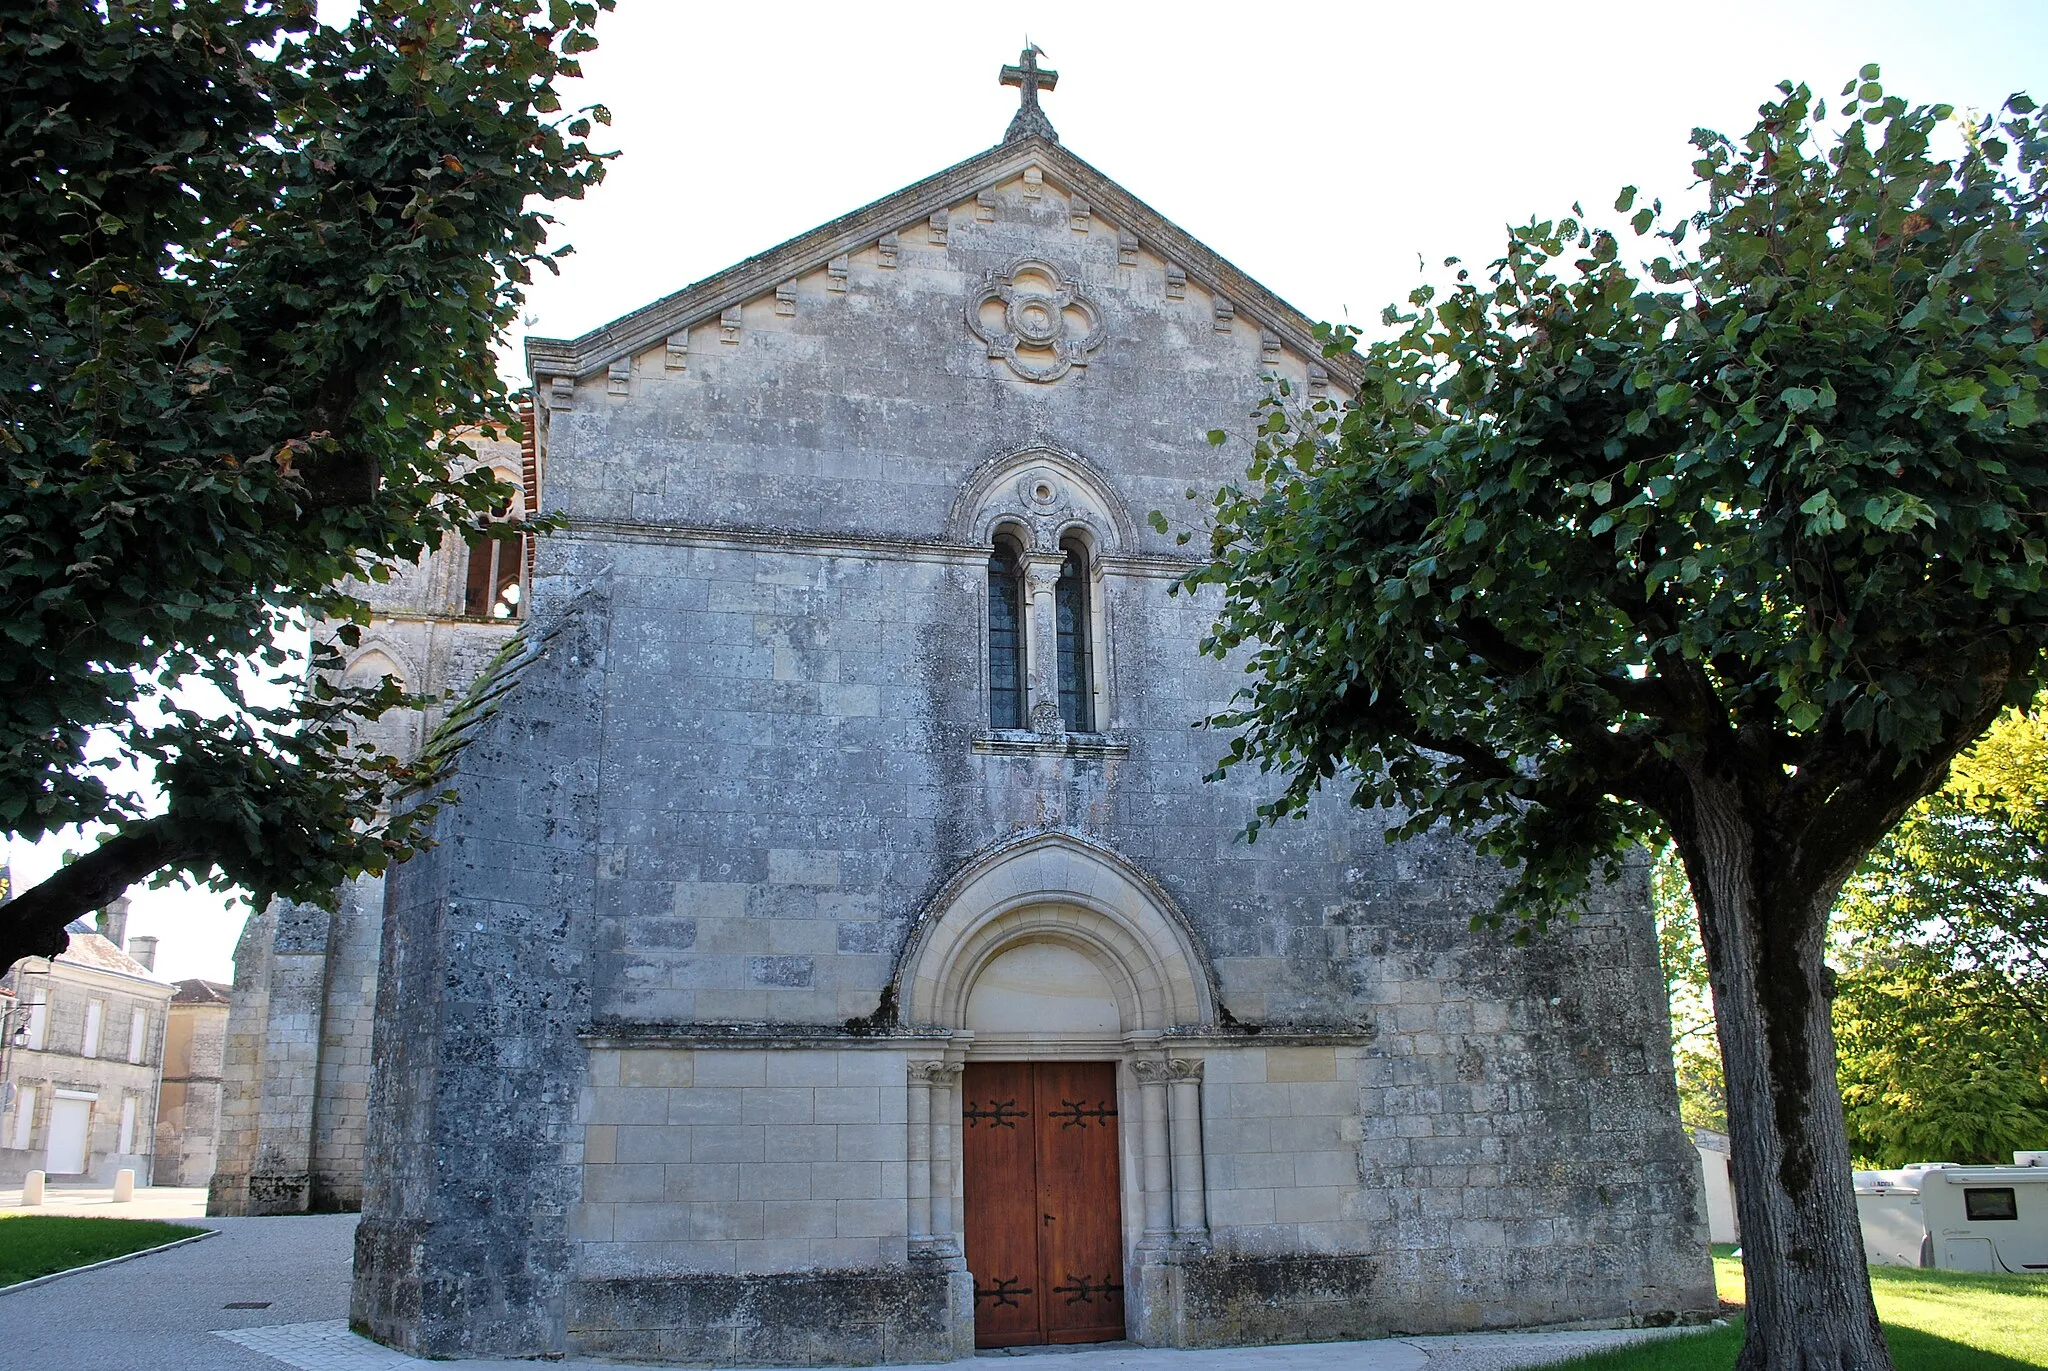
1835;703;2048;1164
1176;69;2047;923
0;0;611;958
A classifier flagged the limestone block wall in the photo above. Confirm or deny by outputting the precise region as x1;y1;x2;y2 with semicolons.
352;590;610;1359
310;873;383;1208
209;899;332;1214
209;908;273;1206
1200;1046;1369;1248
575;1047;912;1280
533;524;1425;1037
154;997;230;1187
561;1012;1702;1359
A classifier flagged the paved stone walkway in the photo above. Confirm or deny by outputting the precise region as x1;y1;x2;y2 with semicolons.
1;1183;209;1221
0;1214;353;1371
0;1212;1708;1371
222;1322;1700;1371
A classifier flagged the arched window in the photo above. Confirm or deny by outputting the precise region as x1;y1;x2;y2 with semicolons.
464;502;525;619
988;534;1026;729
1055;536;1093;732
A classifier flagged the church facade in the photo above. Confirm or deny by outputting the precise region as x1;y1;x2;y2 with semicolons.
347;60;1714;1364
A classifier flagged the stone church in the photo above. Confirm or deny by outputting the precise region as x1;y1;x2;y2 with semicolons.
230;53;1714;1364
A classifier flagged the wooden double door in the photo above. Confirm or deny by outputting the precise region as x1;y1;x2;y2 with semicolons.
961;1061;1125;1347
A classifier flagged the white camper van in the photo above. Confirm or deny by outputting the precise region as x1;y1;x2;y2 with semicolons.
1854;1155;2048;1273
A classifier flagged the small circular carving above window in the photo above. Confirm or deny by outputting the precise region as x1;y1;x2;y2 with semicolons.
968;257;1106;383
1021;475;1061;510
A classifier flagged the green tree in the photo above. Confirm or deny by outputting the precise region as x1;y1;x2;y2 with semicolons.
1181;70;2046;1371
0;0;611;970
1833;964;2048;1164
1835;704;2048;1163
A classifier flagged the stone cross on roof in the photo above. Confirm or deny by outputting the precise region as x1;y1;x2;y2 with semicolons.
1001;43;1059;144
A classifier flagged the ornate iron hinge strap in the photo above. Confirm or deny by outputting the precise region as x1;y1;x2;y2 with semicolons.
1048;1098;1117;1129
964;1098;1025;1128
1052;1274;1125;1304
974;1276;1032;1307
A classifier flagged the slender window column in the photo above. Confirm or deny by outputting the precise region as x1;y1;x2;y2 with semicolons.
1021;555;1065;734
1167;1058;1208;1239
1130;1060;1173;1241
906;1061;938;1241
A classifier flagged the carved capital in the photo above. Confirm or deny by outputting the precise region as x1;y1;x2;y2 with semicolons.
1165;1057;1204;1081
1022;556;1065;595
908;1060;963;1085
1130;1060;1172;1085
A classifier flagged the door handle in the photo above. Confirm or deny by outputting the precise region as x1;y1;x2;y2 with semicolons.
1043;1213;1055;1226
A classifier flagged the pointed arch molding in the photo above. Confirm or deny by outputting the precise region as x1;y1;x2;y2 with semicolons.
947;442;1137;553
343;636;423;690
895;831;1217;1032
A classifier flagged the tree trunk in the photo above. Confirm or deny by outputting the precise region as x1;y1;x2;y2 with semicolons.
1676;771;1891;1371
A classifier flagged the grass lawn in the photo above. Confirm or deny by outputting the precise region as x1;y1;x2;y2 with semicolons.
1555;1247;2047;1371
0;1215;205;1286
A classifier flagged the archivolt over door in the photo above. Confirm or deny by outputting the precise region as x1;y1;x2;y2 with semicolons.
962;1061;1124;1347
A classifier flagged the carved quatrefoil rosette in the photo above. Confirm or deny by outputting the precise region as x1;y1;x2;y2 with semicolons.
967;257;1106;383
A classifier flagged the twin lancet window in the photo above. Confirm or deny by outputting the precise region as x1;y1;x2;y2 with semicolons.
463;501;526;620
987;532;1096;733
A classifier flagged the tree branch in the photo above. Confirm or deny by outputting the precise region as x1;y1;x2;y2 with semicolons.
0;821;193;972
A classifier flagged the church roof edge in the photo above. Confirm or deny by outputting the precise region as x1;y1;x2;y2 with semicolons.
525;137;1359;392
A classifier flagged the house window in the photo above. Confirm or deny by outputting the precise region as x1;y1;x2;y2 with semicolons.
988;535;1027;729
464;505;525;619
117;1096;137;1155
1055;537;1093;732
127;1008;147;1064
24;994;47;1051
81;999;102;1059
8;1085;33;1149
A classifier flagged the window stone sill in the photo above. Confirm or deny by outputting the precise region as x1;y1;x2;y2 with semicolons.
972;730;1131;759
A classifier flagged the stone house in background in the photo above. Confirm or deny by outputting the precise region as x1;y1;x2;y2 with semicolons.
154;977;233;1188
0;900;172;1187
208;427;530;1216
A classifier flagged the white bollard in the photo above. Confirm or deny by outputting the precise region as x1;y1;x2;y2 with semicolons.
21;1170;44;1205
112;1168;135;1202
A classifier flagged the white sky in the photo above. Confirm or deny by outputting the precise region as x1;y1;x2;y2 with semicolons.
12;0;2045;985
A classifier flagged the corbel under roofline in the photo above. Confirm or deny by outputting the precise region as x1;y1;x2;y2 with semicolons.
523;135;1361;392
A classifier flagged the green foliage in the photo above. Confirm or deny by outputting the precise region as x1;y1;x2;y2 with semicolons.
1833;965;2048;1165
0;0;611;957
1185;71;2047;926
1834;705;2048;1164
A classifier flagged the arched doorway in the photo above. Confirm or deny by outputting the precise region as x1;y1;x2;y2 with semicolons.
892;834;1217;1349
